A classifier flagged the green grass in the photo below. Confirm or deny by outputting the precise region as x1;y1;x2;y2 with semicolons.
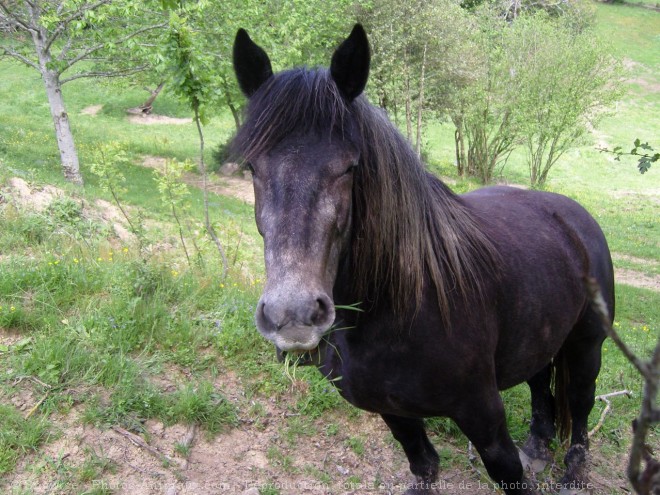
0;3;659;492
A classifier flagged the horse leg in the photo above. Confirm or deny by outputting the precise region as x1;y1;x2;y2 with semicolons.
453;392;537;495
559;310;605;495
381;414;439;494
520;364;555;473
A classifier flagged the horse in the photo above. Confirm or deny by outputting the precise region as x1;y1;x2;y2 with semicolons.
231;24;614;495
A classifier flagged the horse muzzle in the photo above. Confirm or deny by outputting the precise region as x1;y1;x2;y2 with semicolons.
255;290;335;352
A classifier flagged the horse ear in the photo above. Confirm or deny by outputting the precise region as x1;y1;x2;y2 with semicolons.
233;28;273;98
330;24;371;101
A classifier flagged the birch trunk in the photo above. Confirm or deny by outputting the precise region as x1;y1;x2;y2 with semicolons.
31;22;83;185
415;43;428;158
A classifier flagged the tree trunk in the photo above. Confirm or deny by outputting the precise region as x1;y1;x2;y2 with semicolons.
415;43;428;158
405;74;413;143
453;118;466;177
139;80;166;113
222;79;241;131
31;26;82;185
43;70;82;184
404;52;413;142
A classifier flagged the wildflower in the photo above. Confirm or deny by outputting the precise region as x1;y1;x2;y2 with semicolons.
97;257;103;262
10;306;15;312
219;283;225;288
74;258;79;264
122;247;129;253
54;260;59;265
171;270;178;277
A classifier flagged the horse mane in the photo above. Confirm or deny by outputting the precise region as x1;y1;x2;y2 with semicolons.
232;68;500;321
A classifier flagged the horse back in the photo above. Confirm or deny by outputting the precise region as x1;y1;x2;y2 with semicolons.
461;186;614;388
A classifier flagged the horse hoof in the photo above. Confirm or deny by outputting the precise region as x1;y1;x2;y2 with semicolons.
518;448;548;473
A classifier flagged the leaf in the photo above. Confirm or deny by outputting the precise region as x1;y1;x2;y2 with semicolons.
634;138;641;148
14;337;33;351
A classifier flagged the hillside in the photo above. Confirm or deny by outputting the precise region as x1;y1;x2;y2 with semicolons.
1;2;658;494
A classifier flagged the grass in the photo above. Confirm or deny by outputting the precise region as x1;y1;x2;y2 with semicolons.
1;2;659;493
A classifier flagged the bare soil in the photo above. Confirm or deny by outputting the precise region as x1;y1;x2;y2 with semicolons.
1;369;631;495
128;114;193;126
81;105;104;116
142;155;255;205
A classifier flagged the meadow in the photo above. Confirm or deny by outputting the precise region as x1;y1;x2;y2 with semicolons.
0;3;658;494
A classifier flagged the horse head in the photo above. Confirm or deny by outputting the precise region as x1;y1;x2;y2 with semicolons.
232;25;371;352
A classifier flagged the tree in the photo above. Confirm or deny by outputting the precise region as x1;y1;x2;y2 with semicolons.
510;13;622;187
358;0;470;156
0;0;167;184
448;7;620;185
449;8;523;182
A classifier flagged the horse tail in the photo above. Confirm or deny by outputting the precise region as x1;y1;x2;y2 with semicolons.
552;347;571;442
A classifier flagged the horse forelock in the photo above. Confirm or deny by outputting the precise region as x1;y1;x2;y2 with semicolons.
232;68;349;162
232;67;499;322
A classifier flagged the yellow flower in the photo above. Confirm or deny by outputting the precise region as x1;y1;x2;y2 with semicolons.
54;260;59;265
74;258;79;263
219;283;225;288
10;306;15;312
122;247;129;253
97;257;103;262
171;270;178;277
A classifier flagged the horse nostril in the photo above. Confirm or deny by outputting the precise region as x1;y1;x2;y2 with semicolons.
258;300;290;332
311;295;333;326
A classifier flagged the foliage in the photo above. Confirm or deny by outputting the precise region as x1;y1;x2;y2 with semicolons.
599;139;659;174
450;8;620;185
357;0;471;155
0;0;168;184
511;13;623;187
153;157;199;266
88;142;145;249
449;8;521;182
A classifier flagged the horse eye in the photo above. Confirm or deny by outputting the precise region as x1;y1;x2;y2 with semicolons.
344;161;358;175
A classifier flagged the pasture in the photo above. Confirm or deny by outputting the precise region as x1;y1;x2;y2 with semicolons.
0;3;658;494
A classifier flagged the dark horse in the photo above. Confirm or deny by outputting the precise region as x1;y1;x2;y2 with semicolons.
232;25;614;495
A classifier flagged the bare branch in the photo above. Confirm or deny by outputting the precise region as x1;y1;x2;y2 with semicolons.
585;277;660;494
584;277;651;378
0;0;36;33
588;390;632;438
0;44;39;70
60;65;149;84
